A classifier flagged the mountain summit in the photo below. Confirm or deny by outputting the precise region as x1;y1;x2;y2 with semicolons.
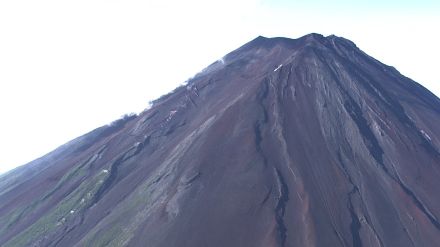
1;34;439;247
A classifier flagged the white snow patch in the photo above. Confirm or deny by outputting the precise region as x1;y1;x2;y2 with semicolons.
421;130;432;141
274;64;283;72
57;217;66;226
193;86;199;97
166;110;178;122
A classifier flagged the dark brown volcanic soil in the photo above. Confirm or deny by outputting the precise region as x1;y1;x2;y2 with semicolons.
1;33;440;247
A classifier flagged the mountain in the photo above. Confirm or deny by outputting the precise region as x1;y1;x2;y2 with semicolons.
1;33;440;247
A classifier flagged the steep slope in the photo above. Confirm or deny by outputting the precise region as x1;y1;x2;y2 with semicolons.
1;33;439;247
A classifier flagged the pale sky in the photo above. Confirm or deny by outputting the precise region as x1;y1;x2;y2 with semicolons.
0;0;439;174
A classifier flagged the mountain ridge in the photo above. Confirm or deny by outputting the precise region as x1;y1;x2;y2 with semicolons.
1;33;439;247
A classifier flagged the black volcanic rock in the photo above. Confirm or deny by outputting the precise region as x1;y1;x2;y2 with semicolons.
1;34;440;247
